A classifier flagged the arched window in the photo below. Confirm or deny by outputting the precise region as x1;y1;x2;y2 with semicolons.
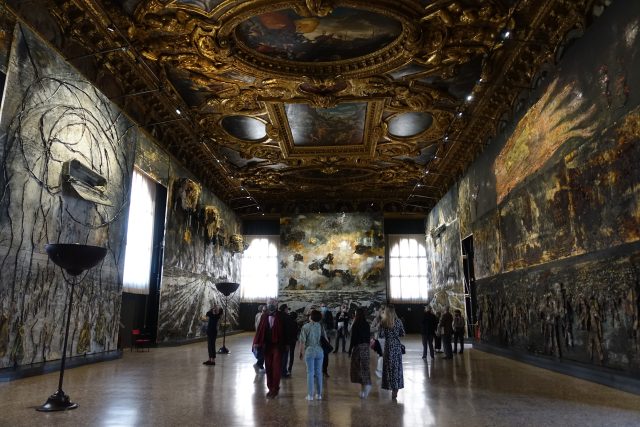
388;234;429;302
240;236;279;302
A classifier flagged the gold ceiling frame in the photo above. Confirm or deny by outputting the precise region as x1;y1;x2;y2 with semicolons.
202;0;426;79
266;99;385;159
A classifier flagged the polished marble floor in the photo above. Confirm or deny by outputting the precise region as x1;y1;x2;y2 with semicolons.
1;333;640;427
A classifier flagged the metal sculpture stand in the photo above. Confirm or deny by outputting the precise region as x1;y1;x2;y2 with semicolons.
37;244;107;412
215;282;239;354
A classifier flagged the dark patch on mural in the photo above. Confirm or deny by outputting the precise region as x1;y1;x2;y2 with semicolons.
278;213;386;314
0;25;134;368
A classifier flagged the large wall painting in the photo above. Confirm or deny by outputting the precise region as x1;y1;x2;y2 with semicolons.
278;213;386;314
425;187;465;316
455;1;640;375
156;166;242;343
286;103;367;147
0;25;135;368
235;7;402;62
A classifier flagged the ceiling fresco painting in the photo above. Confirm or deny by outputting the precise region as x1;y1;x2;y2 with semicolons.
286;103;367;147
6;0;609;215
235;7;403;62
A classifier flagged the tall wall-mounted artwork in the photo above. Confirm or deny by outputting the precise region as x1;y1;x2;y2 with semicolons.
278;213;386;313
154;161;242;343
428;1;640;375
0;24;135;368
424;187;465;316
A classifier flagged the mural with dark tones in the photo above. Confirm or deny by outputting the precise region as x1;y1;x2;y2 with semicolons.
0;4;15;72
278;213;386;314
426;1;640;375
424;188;465;318
156;166;242;343
287;103;367;147
0;25;135;368
235;8;402;62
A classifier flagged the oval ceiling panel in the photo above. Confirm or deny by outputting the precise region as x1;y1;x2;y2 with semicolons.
387;112;433;138
221;116;267;141
235;7;402;63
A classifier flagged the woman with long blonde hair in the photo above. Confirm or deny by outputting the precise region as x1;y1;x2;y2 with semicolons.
379;304;405;399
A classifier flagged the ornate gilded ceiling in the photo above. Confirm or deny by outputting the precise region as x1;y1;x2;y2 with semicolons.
5;0;604;216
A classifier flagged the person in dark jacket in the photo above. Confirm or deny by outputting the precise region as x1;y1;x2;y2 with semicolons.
334;304;351;353
438;306;454;359
421;305;439;359
349;307;372;398
320;302;334;376
279;304;298;377
203;305;223;366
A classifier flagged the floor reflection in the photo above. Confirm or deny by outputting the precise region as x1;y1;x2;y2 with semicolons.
1;333;640;426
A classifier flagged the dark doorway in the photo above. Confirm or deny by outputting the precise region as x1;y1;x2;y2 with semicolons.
461;235;476;339
119;181;167;348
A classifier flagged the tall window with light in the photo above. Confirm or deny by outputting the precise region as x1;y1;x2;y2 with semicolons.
388;234;429;302
240;235;279;302
122;169;157;294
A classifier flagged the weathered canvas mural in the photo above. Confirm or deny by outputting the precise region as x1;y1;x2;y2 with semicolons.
286;103;367;147
235;7;402;62
0;25;135;368
278;213;386;313
0;4;15;72
156;166;242;342
442;1;640;375
425;187;465;316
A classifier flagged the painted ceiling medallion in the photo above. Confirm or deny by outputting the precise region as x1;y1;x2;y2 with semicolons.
235;7;402;63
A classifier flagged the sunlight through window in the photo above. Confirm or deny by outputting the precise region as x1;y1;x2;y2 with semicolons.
240;236;279;302
388;234;429;302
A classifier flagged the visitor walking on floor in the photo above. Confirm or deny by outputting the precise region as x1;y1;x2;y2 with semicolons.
453;309;466;354
349;307;372;399
421;305;439;359
320;302;334;377
253;298;285;398
299;309;325;401
439;306;454;359
334;304;350;353
203;305;223;366
253;305;267;373
379;304;405;399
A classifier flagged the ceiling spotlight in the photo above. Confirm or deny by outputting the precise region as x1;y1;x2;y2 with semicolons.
175;108;182;115
478;78;484;83
425;170;430;174
416;183;422;187
501;30;512;40
457;111;464;118
465;94;474;102
443;135;449;141
106;26;115;32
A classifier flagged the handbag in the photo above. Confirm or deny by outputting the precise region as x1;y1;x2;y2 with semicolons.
320;325;333;353
320;335;333;353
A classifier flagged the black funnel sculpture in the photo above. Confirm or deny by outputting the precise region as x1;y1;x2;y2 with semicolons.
37;244;107;412
215;282;239;354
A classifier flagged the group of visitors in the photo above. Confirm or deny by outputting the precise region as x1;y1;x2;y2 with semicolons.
249;299;407;401
202;298;466;402
421;306;466;360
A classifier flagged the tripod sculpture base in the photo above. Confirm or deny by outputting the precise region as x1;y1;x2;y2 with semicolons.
37;389;78;412
218;346;230;354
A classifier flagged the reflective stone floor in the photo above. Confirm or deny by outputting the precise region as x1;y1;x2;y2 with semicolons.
1;333;640;426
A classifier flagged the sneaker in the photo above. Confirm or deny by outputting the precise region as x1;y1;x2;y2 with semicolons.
306;395;314;401
363;384;372;398
315;394;322;400
359;392;365;399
